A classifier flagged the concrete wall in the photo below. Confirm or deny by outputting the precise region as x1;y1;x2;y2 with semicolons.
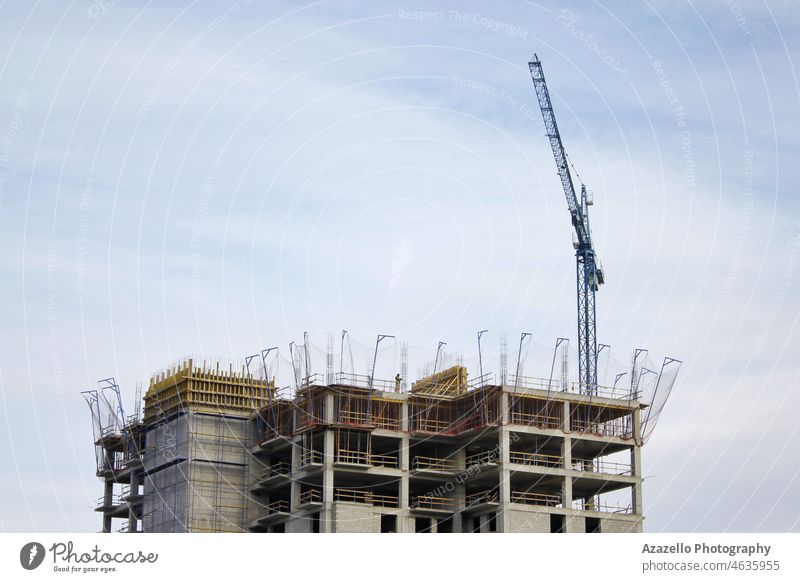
505;509;550;533
143;411;250;532
333;502;378;533
188;461;246;532
191;413;248;465
286;515;314;533
566;514;585;533
142;461;189;532
144;413;189;473
600;517;640;533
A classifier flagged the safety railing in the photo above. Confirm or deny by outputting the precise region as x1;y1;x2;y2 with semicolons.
576;501;633;514
464;489;499;507
506;375;559;391
96;494;124;509
334;488;399;508
465;450;500;467
508;451;562;468
330;372;397;391
120;485;142;500
336;449;399;468
335;409;400;430
371;452;399;468
569;382;636;400
299;374;326;389
264;499;290;515
98;454;127;473
298;449;323;466
412;456;456;472
509;411;562;429
467;372;495;390
505;374;635;401
410;417;452;433
572;458;632;476
261;461;292;479
510;490;561;507
410;495;457;512
99;425;121;439
337;410;370;425
336;449;370;465
298;489;322;505
373;415;401;431
571;418;632;438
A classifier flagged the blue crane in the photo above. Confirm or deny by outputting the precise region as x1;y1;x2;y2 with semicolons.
528;54;605;395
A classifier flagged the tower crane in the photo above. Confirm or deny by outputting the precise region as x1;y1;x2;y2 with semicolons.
528;54;604;395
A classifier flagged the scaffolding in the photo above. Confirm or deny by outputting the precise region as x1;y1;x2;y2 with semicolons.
82;378;145;533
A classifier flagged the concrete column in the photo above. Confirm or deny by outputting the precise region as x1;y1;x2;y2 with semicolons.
479;514;489;533
290;440;300;513
102;480;113;533
499;392;511;532
322;429;335;532
631;406;644;528
453;447;465;532
399;435;409;518
562;399;570;432
561;436;574;531
498;426;511;533
320;389;337;531
399;398;410;531
128;472;140;533
500;391;509;425
324;391;335;424
561;436;573;500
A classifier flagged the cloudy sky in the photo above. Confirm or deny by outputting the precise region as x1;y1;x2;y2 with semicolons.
0;0;798;532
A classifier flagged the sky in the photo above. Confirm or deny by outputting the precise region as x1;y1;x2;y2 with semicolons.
0;0;798;532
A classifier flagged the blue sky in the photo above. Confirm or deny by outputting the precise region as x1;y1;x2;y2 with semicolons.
0;0;798;532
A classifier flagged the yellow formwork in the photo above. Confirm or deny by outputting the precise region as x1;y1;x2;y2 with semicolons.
144;358;273;424
411;365;468;397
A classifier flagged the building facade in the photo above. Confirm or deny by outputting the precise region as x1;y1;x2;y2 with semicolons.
248;366;644;533
88;359;645;533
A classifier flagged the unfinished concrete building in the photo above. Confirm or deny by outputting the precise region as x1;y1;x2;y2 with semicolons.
86;339;677;533
248;364;646;533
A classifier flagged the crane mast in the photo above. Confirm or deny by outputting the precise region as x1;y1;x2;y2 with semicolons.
528;54;605;395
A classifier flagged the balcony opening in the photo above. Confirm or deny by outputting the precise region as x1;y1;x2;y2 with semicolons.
586;517;601;533
550;513;565;533
437;516;453;533
381;514;397;533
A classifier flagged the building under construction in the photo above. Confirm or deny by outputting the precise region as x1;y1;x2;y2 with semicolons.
84;338;679;534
